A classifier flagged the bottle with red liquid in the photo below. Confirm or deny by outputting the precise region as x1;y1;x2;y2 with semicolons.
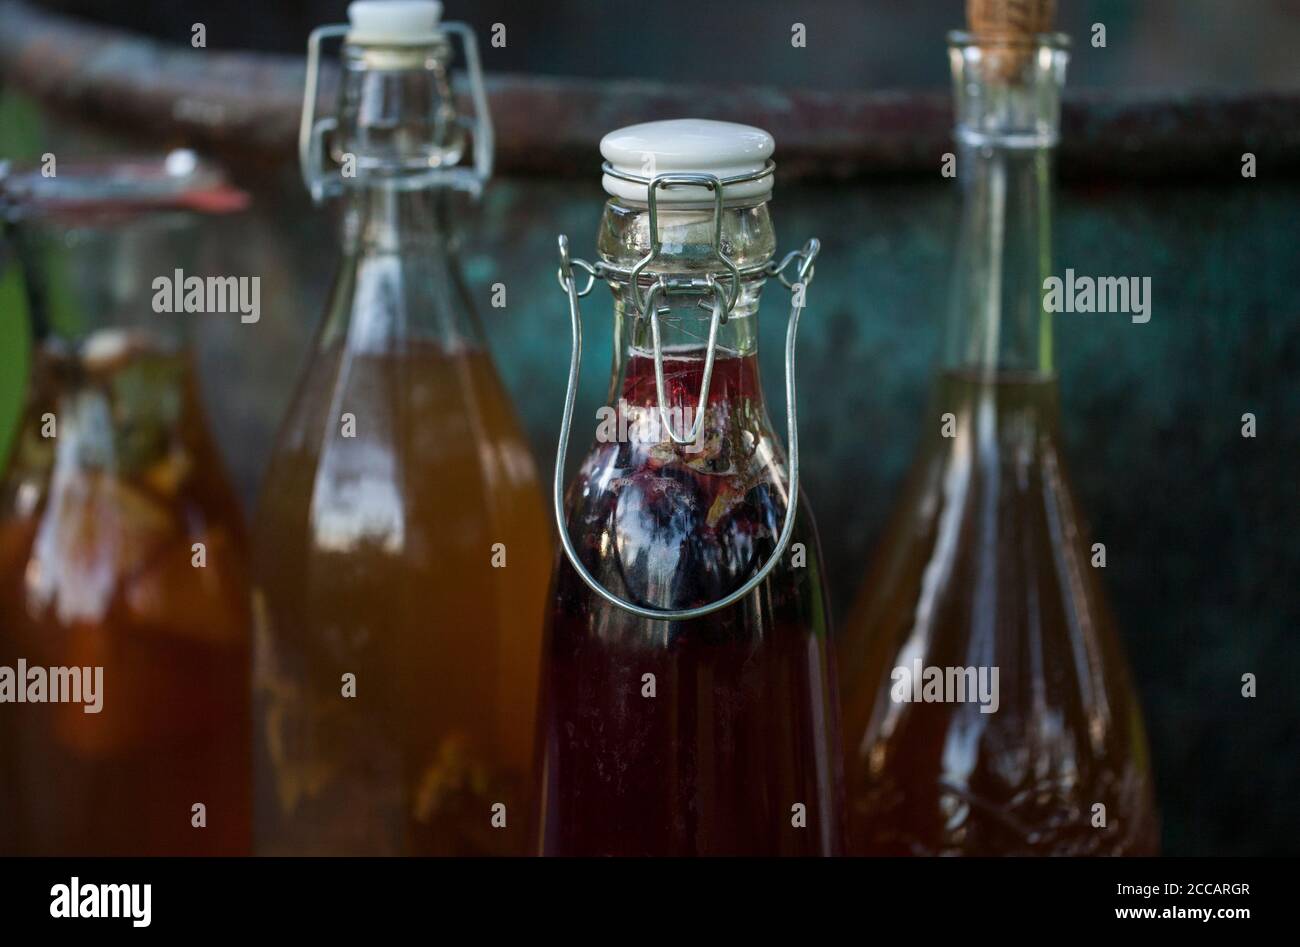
539;120;843;855
836;9;1159;855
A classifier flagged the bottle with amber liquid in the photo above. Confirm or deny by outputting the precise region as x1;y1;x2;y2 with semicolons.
0;154;252;855
539;120;843;855
253;1;551;855
836;15;1159;855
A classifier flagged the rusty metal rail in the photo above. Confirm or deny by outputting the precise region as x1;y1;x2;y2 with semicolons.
1;0;1298;180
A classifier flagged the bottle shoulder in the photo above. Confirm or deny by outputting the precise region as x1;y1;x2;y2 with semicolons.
0;348;250;646
254;342;545;558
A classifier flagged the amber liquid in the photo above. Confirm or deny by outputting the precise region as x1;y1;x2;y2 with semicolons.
837;370;1158;855
538;348;842;856
0;333;251;855
253;341;551;855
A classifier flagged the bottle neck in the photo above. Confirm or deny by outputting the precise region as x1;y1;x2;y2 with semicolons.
337;39;465;178
945;141;1054;377
341;181;459;254
316;39;480;356
597;198;775;403
943;33;1068;379
17;216;195;354
322;182;480;355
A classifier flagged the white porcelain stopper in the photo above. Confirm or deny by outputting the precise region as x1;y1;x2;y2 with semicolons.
600;119;775;205
347;0;443;45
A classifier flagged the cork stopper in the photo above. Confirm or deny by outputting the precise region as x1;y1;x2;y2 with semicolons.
966;0;1056;80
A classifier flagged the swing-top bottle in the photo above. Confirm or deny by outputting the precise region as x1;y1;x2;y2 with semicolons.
540;119;843;855
253;0;551;856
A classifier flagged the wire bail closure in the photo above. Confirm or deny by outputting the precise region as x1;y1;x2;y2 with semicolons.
298;21;494;203
553;164;819;620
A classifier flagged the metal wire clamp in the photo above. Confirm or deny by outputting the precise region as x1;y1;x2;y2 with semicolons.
299;21;493;203
552;167;820;620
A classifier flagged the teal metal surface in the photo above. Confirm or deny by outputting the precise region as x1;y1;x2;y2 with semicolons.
470;177;1300;857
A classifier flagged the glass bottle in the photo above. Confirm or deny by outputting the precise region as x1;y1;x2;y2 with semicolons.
539;120;843;855
0;154;252;855
836;31;1159;855
253;1;551;856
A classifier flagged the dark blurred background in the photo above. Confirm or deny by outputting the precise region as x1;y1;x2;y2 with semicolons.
2;0;1298;855
29;0;1300;91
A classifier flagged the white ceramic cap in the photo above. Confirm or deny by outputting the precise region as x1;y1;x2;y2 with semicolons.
347;0;443;45
600;119;775;205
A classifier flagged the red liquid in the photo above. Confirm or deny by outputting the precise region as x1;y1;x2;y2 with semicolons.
537;348;842;855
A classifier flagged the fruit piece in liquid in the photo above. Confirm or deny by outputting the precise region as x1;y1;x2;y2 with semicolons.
253;341;551;855
0;334;251;855
837;369;1158;855
538;347;842;856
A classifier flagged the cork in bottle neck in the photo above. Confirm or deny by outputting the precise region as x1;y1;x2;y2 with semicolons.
966;0;1057;81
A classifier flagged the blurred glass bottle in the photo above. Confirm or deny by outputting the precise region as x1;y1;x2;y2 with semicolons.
0;153;252;855
540;120;842;855
253;1;550;855
836;22;1159;855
